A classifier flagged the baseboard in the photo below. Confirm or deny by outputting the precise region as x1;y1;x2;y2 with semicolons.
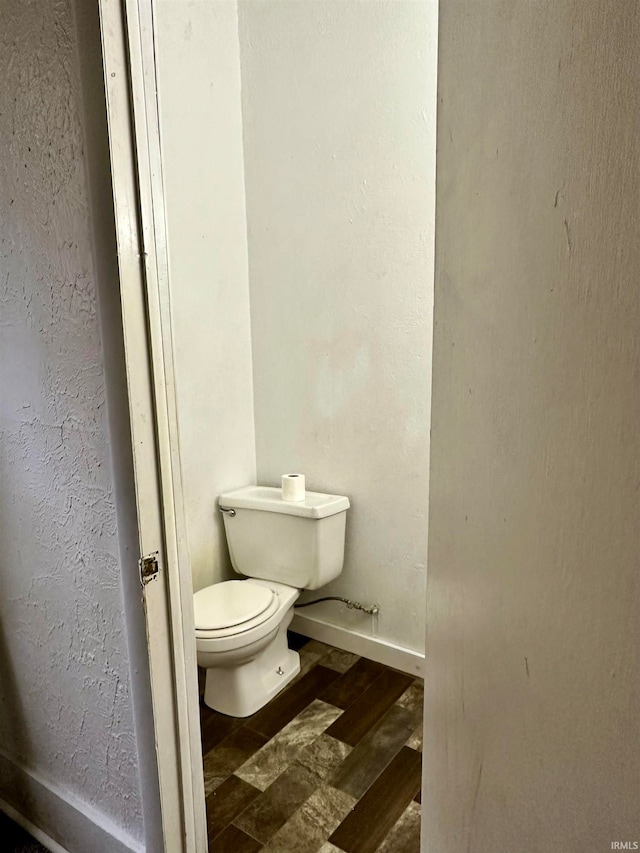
0;798;70;853
0;751;144;853
290;613;425;677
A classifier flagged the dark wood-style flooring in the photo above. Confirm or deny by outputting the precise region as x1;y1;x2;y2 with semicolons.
201;633;423;852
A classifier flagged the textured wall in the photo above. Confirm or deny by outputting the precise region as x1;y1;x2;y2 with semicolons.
238;0;438;653
155;0;257;594
0;0;143;843
424;2;639;851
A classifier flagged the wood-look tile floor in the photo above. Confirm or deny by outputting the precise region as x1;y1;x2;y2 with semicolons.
201;633;423;852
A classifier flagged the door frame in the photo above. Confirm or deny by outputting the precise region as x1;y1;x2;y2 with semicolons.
98;1;207;851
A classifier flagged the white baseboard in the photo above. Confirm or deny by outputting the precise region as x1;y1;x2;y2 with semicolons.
0;751;144;853
290;612;425;677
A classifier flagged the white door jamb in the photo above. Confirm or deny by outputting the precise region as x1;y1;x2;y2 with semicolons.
98;1;207;850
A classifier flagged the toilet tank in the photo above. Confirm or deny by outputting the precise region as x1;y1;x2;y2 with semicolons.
218;486;350;590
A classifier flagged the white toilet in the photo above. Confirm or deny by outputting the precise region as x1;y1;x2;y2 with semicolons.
194;485;349;717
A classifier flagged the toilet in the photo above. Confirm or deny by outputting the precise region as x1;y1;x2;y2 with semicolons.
194;485;350;717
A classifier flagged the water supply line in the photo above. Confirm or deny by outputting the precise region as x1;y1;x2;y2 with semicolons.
294;596;380;616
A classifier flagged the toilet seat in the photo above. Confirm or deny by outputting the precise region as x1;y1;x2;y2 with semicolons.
194;580;278;639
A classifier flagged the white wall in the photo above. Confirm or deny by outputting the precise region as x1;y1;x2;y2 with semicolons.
0;1;155;850
424;2;640;850
238;0;438;655
155;0;257;593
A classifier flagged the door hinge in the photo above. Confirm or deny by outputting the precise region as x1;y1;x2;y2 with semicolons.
139;552;160;586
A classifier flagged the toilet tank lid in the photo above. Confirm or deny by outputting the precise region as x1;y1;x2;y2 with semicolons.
219;486;350;519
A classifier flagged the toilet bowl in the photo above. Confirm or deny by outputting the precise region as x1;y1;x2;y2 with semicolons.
195;485;349;717
195;578;301;717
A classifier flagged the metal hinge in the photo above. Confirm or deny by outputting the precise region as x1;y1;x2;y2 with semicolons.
139;552;160;586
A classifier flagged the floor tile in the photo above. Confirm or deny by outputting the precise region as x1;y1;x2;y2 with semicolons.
329;747;422;853
406;723;423;752
246;665;340;740
326;669;414;746
209;824;263;853
302;639;336;658
331;704;418;799
293;648;328;683
203;726;268;795
319;658;386;710
206;775;261;843
233;761;320;844
296;733;353;782
201;639;424;853
263;784;356;852
289;636;331;684
375;800;421;852
319;648;359;673
201;704;243;755
236;699;342;790
395;681;424;713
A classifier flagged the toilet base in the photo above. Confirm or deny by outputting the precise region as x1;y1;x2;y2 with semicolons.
202;618;300;717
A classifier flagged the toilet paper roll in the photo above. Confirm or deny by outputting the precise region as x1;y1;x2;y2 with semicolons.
282;473;306;502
